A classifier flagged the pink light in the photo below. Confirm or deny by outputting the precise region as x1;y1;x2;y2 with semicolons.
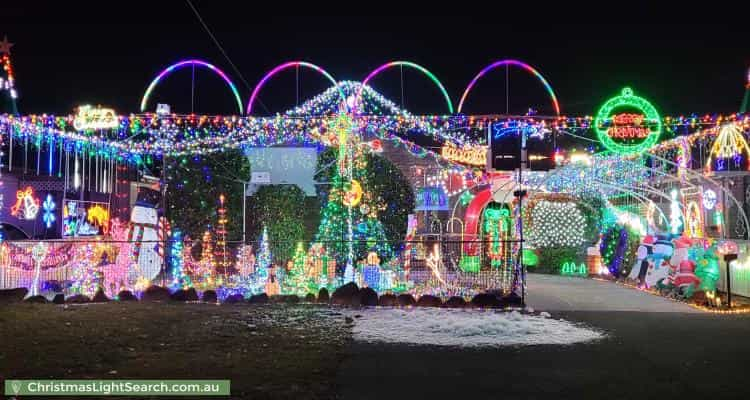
358;61;454;113
140;59;243;113
463;189;493;255
246;61;343;115
457;59;561;115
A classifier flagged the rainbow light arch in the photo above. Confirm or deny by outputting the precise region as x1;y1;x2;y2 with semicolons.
360;61;454;113
246;61;344;115
457;59;560;115
140;59;244;114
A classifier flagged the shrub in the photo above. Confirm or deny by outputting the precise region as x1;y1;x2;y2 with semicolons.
535;247;585;274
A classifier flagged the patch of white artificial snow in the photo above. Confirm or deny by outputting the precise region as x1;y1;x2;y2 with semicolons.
347;308;604;347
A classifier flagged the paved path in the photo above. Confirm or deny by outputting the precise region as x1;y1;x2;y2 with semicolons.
526;273;699;312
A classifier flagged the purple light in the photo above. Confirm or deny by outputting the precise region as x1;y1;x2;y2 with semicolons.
246;61;343;115
140;59;243;114
457;59;561;115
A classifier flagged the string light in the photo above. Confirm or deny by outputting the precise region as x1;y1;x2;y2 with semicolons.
526;198;587;249
214;194;229;275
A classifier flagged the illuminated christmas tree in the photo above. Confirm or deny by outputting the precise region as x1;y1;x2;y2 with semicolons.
0;37;13;218
169;230;192;290
314;113;392;275
195;229;215;285
0;35;18;115
182;236;205;282
235;244;255;277
214;194;230;276
255;226;271;283
283;242;309;295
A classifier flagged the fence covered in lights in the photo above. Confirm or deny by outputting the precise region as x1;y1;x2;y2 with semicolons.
0;237;523;300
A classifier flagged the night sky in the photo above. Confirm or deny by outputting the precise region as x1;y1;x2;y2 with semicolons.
4;4;750;117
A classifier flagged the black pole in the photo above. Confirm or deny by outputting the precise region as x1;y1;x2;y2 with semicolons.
724;254;737;308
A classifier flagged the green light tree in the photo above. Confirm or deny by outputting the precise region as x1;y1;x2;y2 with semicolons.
246;185;307;264
169;230;193;290
314;142;393;270
255;226;271;283
165;149;250;242
283;242;309;295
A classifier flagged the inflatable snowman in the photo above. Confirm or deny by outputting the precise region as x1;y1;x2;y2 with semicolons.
644;237;674;288
127;201;161;283
628;235;655;283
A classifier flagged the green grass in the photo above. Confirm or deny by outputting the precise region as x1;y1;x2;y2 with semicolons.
0;302;351;399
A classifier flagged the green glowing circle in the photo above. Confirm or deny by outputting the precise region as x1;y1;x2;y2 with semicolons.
594;87;661;155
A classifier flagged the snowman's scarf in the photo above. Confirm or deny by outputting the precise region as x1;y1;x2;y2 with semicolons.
128;222;157;261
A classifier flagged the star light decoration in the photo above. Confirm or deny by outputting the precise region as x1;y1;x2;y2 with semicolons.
0;35;17;103
0;36;13;55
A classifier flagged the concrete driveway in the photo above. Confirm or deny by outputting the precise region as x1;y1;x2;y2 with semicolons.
525;273;699;312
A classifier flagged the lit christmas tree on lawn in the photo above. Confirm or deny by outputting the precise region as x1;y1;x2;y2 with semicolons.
190;229;214;286
0;35;18;115
235;244;255;277
284;242;309;295
314;113;392;279
255;226;271;284
214;194;230;276
169;229;192;290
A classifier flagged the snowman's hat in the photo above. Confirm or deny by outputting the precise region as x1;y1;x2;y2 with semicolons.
642;235;656;246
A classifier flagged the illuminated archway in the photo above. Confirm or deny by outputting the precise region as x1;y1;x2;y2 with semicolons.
140;59;244;114
462;188;493;256
457;59;560;115
359;61;454;113
246;61;344;115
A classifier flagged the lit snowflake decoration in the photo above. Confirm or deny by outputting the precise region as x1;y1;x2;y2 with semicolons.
42;194;56;228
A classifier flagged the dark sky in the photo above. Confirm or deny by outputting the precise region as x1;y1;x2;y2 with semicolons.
4;3;750;117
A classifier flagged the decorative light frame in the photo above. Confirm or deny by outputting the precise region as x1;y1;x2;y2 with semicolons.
594;87;661;155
